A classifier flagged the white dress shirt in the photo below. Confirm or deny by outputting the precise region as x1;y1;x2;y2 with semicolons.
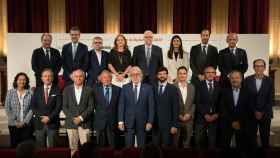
158;81;167;94
42;47;50;60
95;50;102;65
74;85;83;105
201;43;208;55
17;90;26;122
178;82;188;104
255;78;263;92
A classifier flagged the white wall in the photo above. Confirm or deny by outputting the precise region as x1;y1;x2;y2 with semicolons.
7;33;269;88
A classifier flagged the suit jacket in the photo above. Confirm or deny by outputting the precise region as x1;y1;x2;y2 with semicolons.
118;83;154;129
5;89;33;126
132;45;163;82
62;85;94;129
61;42;89;82
31;47;62;83
220;87;249;128
245;75;274;118
174;82;196;118
31;85;62;130
196;80;221;123
190;44;218;77
93;84;121;130
87;50;109;86
153;83;180;129
218;47;248;78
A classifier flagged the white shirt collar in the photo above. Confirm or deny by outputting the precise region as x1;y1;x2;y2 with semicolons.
145;44;152;49
44;84;52;89
133;82;141;88
74;84;83;90
158;81;168;87
178;81;187;88
201;43;208;48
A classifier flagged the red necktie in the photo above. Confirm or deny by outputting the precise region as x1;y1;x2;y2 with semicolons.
44;87;49;104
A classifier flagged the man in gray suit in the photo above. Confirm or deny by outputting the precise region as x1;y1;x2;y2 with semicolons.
62;69;94;156
174;66;195;147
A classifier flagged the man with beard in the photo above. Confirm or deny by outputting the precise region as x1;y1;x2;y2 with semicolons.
152;67;180;146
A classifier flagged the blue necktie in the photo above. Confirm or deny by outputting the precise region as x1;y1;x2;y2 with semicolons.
105;86;110;104
159;85;163;95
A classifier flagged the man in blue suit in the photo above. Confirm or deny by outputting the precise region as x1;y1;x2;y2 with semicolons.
93;70;121;147
61;26;89;86
87;36;109;86
118;66;155;147
152;67;180;146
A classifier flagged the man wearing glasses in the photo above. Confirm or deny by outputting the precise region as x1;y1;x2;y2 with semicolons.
87;36;109;86
195;66;221;149
245;59;274;149
132;30;163;84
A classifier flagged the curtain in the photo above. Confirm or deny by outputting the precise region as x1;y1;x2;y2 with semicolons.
120;0;157;33
228;0;269;33
65;0;104;33
173;0;212;33
7;0;49;32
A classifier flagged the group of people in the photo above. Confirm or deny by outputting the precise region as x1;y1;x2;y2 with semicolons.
5;27;274;157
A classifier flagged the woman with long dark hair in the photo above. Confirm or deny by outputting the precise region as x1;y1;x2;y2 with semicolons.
166;35;189;83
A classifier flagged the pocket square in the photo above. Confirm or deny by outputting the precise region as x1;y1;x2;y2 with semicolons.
50;94;57;97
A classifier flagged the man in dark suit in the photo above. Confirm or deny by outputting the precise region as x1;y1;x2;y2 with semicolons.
195;66;221;149
218;33;248;87
190;29;218;86
220;70;249;153
61;26;89;86
118;66;154;148
245;59;274;148
152;67;180;146
31;33;62;87
132;30;163;84
62;69;94;157
87;36;109;86
93;70;121;147
31;69;62;147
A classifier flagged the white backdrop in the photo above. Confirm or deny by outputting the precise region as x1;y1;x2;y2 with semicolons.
7;33;269;88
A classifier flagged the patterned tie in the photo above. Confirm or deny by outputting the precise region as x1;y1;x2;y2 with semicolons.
44;86;49;104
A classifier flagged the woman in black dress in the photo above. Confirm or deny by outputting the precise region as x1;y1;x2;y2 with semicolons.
108;34;132;87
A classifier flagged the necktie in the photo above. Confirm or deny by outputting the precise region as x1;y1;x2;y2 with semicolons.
46;48;50;60
202;45;207;55
146;47;151;67
159;85;163;95
208;81;213;96
133;85;138;104
73;43;77;60
233;89;239;107
230;48;234;55
44;86;49;104
105;86;110;104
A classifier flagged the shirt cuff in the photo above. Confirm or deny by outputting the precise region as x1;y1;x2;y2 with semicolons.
118;121;124;125
79;116;84;122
